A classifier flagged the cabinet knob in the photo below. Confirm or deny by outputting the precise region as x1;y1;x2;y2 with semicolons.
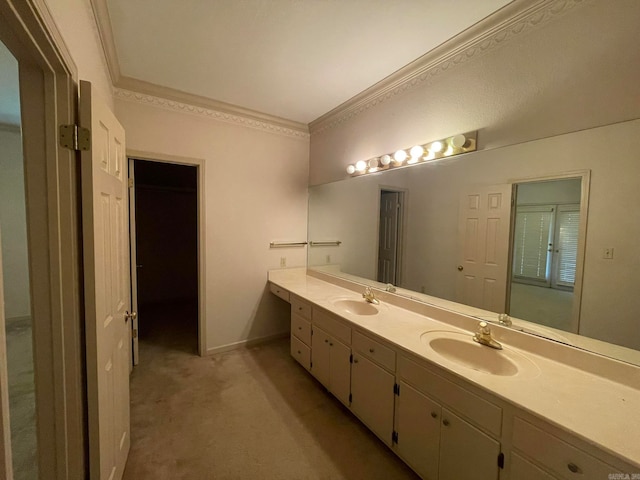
430;412;438;419
369;348;375;353
457;265;464;271
298;326;302;330
297;350;301;354
329;343;333;346
325;339;328;343
442;419;450;426
298;307;303;310
567;463;581;474
354;359;359;364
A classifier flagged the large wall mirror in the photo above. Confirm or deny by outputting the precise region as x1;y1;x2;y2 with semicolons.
308;118;640;366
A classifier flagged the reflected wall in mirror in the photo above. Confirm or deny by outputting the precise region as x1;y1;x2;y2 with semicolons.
308;118;640;360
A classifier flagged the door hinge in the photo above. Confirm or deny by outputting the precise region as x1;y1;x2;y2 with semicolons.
128;177;134;188
132;328;138;339
392;431;398;444
497;452;504;469
349;353;353;364
59;124;91;151
310;361;313;369
394;383;400;396
348;393;352;403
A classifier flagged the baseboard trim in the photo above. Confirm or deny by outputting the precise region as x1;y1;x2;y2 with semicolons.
206;331;288;356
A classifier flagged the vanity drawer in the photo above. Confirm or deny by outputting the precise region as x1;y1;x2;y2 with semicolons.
398;356;502;437
269;282;290;302
312;309;351;345
353;331;395;371
291;296;312;320
291;313;311;346
290;335;310;370
512;417;621;480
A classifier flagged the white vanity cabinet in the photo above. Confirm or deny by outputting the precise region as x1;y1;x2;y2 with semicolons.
310;308;352;406
289;295;312;370
395;355;502;480
310;325;351;406
351;331;396;446
509;416;623;480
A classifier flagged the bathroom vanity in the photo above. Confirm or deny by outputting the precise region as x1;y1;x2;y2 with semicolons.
269;268;640;480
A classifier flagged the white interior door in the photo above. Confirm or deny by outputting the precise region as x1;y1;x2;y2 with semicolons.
378;191;401;284
128;158;139;366
80;80;131;480
0;229;14;480
456;184;512;313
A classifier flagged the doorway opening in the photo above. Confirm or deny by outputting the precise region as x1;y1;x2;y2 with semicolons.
508;175;588;333
377;189;405;286
129;159;200;358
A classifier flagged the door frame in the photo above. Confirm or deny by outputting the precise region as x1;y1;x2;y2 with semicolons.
376;186;407;287
0;1;86;478
127;150;207;356
507;170;591;334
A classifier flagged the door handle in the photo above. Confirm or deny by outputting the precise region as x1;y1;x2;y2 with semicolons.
125;311;137;322
457;265;464;271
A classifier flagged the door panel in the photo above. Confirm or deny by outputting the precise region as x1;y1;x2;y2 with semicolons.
439;408;500;480
395;381;440;480
128;159;139;366
456;185;512;313
378;191;401;284
351;354;395;446
80;80;130;480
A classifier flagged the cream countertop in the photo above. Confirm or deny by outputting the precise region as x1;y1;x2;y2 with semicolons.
269;268;640;470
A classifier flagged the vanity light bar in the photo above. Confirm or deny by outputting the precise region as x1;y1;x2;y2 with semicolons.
346;131;478;177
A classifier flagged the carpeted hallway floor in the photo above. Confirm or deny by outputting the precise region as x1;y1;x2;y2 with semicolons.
123;304;418;479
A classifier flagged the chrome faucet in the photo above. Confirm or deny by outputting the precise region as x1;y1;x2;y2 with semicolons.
498;313;512;327
473;321;502;350
362;287;379;305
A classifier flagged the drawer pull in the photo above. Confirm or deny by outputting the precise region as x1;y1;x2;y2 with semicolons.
567;463;582;474
297;350;301;354
298;307;303;310
442;419;450;427
431;412;438;419
369;348;375;353
329;343;333;346
325;339;329;343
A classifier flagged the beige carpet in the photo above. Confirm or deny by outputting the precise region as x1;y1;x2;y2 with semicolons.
124;310;418;479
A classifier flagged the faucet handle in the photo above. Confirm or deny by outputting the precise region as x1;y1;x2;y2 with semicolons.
478;321;491;335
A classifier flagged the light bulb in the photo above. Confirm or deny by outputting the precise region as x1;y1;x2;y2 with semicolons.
428;141;444;153
450;134;469;149
368;158;379;169
410;145;424;159
380;154;392;166
346;164;356;174
355;160;367;172
393;150;407;164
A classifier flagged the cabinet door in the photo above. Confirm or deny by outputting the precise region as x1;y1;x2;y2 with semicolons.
511;453;558;480
351;353;395;446
439;408;500;480
330;339;351;407
395;381;441;480
311;326;331;388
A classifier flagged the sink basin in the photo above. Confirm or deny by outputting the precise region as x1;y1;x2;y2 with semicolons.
420;331;540;378
331;298;379;316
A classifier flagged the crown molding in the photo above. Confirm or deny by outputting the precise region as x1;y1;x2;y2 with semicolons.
114;84;309;139
89;0;121;84
309;0;586;135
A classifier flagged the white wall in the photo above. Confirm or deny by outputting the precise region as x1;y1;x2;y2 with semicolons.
0;129;30;319
115;98;309;352
309;0;640;186
45;0;113;108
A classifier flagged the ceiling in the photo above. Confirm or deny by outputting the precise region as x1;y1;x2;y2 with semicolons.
104;0;512;124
